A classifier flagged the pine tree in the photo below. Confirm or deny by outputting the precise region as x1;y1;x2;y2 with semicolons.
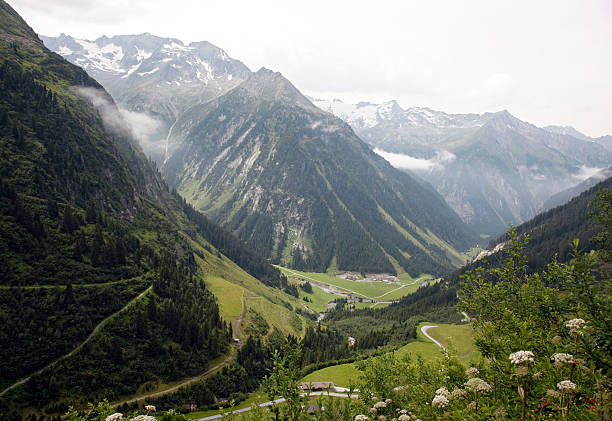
61;205;76;234
91;224;104;267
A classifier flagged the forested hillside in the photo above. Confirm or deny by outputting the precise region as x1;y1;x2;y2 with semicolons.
326;177;612;339
489;176;612;271
0;1;284;416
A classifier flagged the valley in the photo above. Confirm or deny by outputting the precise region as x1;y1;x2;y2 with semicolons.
279;266;435;314
0;1;610;420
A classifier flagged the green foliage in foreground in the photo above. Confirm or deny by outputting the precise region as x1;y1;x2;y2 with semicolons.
198;224;610;420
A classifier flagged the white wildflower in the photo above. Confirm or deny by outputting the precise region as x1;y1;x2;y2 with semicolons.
565;318;586;330
450;388;467;399
144;405;156;412
398;416;410;421
435;386;450;397
466;367;479;377
385;398;392;404
465;377;492;393
355;415;370;421
552;353;574;365
557;380;577;391
509;350;535;365
105;414;123;421
432;394;449;408
374;401;387;409
129;416;156;421
378;416;386;421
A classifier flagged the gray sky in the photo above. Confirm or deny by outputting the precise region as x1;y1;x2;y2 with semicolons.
10;0;612;136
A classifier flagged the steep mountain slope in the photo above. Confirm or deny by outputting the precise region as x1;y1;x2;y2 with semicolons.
488;176;611;271
542;168;612;212
163;69;476;276
41;33;251;163
314;99;612;237
0;2;301;415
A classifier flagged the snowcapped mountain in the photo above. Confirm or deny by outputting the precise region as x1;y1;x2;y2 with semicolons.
314;99;612;236
313;98;486;132
42;33;251;163
42;33;250;88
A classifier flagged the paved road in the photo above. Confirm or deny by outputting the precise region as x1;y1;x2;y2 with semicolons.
420;325;443;348
114;292;248;406
195;391;359;420
0;285;153;397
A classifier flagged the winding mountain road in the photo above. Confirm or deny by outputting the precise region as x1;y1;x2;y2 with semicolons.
0;285;153;397
114;292;248;406
193;323;447;420
196;391;359;420
420;325;443;348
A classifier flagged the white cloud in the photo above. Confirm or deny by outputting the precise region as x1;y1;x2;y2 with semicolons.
374;149;456;172
74;87;165;153
573;165;605;181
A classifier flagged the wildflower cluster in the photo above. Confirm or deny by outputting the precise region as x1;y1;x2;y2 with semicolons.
551;352;574;365
373;401;387;409
395;408;421;421
434;387;450;398
450;388;467;399
431;394;449;408
557;380;577;391
509;350;535;365
465;377;492;393
565;318;586;331
465;367;479;377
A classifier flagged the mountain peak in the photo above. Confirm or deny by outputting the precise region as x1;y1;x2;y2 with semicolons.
486;109;520;125
240;67;315;109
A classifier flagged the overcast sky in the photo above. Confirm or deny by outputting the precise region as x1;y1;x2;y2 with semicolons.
10;0;612;136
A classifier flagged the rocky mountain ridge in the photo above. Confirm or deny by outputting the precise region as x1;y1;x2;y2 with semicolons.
312;98;612;236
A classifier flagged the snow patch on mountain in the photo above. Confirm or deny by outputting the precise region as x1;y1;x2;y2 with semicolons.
74;39;125;74
314;99;378;128
137;67;159;76
312;98;486;130
122;62;142;78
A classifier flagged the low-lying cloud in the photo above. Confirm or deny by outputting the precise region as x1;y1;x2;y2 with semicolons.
74;86;166;157
374;148;456;172
573;165;606;181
